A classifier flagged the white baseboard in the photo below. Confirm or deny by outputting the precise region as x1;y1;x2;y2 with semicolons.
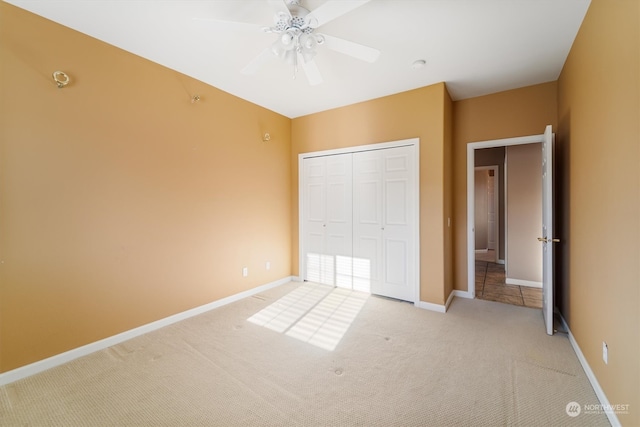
505;278;542;288
444;289;456;310
0;276;294;387
475;249;489;253
415;300;446;313
558;314;621;427
416;289;472;313
497;259;505;265
452;290;474;299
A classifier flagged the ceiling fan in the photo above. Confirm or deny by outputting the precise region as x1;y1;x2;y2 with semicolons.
198;0;380;85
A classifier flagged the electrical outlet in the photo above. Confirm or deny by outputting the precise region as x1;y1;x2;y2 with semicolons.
602;341;608;364
242;267;248;277
266;261;271;270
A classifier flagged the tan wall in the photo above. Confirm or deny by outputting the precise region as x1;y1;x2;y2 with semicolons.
505;144;542;284
291;83;452;305
452;82;558;293
0;3;292;372
557;0;640;424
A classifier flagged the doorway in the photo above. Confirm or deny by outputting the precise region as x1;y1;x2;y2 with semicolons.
467;135;547;310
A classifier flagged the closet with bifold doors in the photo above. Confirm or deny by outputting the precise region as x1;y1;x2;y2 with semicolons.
301;141;418;302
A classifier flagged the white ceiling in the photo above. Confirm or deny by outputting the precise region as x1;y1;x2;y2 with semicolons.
5;0;591;118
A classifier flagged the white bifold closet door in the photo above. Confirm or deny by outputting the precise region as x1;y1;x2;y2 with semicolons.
353;146;415;302
302;145;415;302
303;154;353;288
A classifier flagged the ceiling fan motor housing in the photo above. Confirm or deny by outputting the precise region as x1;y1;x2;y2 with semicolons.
273;2;315;34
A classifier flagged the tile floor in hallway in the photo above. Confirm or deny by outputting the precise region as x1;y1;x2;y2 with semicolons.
475;256;543;308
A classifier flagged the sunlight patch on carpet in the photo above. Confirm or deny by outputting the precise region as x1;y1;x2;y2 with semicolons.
248;283;368;351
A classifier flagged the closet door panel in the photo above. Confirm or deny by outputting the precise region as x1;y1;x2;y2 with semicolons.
381;146;415;301
303;157;326;282
302;154;352;287
385;179;408;225
352;236;377;293
353;150;383;294
384;238;408;286
326;154;353;288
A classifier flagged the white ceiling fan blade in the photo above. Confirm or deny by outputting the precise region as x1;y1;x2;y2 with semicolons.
320;34;380;63
298;54;323;86
305;0;372;28
241;48;277;75
192;17;264;32
267;0;292;20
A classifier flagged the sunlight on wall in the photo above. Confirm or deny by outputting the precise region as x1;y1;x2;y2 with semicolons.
247;282;369;351
352;256;371;293
305;254;335;285
305;253;372;293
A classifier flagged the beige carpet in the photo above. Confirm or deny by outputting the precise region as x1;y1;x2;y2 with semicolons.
0;282;609;426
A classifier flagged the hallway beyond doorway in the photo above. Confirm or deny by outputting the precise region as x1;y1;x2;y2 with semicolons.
475;252;542;308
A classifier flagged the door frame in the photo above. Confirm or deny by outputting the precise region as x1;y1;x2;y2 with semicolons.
466;134;544;298
299;138;420;303
474;165;499;262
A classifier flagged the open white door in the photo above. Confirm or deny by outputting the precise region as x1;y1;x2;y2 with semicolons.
541;125;556;335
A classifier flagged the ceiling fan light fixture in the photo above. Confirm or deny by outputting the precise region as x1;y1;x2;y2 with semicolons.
233;0;379;86
300;33;316;50
281;31;295;47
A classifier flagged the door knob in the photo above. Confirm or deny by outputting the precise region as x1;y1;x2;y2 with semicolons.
537;237;560;243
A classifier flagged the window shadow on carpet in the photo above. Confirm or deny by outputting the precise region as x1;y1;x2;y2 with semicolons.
248;283;368;351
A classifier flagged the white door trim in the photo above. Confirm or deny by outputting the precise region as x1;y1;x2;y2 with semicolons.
299;138;420;303
541;125;555;335
467;134;543;298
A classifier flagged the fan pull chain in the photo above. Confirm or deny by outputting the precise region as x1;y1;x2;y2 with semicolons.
293;50;298;80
